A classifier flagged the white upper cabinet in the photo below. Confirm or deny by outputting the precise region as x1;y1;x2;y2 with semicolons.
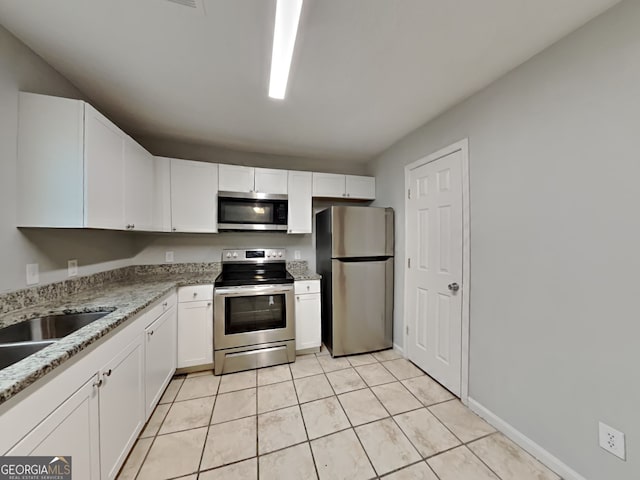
219;164;288;194
312;172;375;200
17;93;85;227
83;105;127;230
312;173;346;198
345;175;376;200
17;93;156;230
124;138;154;231
255;168;288;194
153;156;172;232
218;164;254;193
287;171;312;234
170;159;218;233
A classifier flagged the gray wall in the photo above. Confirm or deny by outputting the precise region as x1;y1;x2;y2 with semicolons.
369;1;639;478
0;25;138;293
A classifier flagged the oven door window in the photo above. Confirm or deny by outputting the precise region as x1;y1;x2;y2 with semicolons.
225;294;286;334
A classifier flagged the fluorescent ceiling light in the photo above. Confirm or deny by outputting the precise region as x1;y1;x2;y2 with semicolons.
269;0;303;100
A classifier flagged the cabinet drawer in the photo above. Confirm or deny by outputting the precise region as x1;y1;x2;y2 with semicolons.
295;280;320;295
178;285;213;303
146;292;177;325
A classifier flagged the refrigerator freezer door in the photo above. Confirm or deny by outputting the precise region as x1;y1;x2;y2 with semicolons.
331;207;394;258
331;258;393;356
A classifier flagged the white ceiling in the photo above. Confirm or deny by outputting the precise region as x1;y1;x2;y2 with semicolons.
0;0;620;162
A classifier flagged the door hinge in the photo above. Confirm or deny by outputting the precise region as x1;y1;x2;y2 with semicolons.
407;258;411;268
407;189;411;199
406;325;409;336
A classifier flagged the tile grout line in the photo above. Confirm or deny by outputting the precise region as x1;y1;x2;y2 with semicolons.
290;363;321;480
132;376;186;480
330;363;381;479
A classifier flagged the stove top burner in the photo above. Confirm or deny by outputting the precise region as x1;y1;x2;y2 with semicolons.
215;248;293;287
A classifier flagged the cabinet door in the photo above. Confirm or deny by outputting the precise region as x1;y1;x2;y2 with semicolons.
177;300;214;368
295;293;322;351
124;138;154;231
312;173;345;198
255;168;288;194
145;305;177;418
17;93;85;228
153;156;172;232
345;175;376;200
170;159;218;233
287;170;312;234
218;164;255;192
99;336;145;480
7;376;100;479
84;104;126;229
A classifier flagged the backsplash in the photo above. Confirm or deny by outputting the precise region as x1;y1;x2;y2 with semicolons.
0;267;134;316
0;261;311;316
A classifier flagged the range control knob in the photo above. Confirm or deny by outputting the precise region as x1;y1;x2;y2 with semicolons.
232;252;238;258
226;252;231;258
278;251;283;257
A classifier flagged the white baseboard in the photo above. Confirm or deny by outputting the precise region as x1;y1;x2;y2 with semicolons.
468;398;587;480
393;343;404;356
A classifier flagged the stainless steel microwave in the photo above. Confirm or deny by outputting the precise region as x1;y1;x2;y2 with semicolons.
217;192;288;231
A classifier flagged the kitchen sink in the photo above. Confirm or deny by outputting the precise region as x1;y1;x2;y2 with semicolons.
0;311;112;370
0;341;56;370
0;311;112;344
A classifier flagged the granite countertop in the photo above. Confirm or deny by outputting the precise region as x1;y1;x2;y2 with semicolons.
286;261;322;281
0;262;320;406
0;271;218;406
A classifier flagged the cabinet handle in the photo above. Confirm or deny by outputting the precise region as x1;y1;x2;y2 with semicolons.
162;301;168;308
346;193;350;197
207;302;212;307
297;296;300;301
306;285;310;291
172;227;177;232
193;292;198;297
132;224;135;229
148;330;154;336
93;378;103;388
104;368;112;377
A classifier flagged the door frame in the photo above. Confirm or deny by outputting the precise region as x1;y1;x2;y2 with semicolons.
403;138;471;404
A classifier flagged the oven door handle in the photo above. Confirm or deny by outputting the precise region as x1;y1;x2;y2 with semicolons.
214;284;294;297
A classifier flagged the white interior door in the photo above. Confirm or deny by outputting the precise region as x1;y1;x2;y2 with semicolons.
406;149;463;395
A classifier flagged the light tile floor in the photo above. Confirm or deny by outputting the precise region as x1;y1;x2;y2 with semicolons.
117;348;561;480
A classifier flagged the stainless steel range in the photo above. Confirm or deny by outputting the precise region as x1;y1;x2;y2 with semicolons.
213;248;295;375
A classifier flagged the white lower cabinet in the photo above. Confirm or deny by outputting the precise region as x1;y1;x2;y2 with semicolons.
144;305;177;418
7;375;101;479
177;285;214;368
1;292;177;480
294;280;321;352
99;336;145;480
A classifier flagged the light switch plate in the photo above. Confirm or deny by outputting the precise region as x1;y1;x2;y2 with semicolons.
165;251;174;263
68;259;78;277
26;263;39;285
294;250;301;260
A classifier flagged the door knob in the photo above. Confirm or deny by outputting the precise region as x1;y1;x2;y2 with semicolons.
448;283;460;292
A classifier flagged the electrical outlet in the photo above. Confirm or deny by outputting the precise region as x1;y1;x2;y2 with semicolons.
68;259;78;277
165;251;174;263
26;263;39;285
294;250;301;260
599;422;626;460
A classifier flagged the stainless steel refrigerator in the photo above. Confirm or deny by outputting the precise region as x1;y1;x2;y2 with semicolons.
315;206;394;357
